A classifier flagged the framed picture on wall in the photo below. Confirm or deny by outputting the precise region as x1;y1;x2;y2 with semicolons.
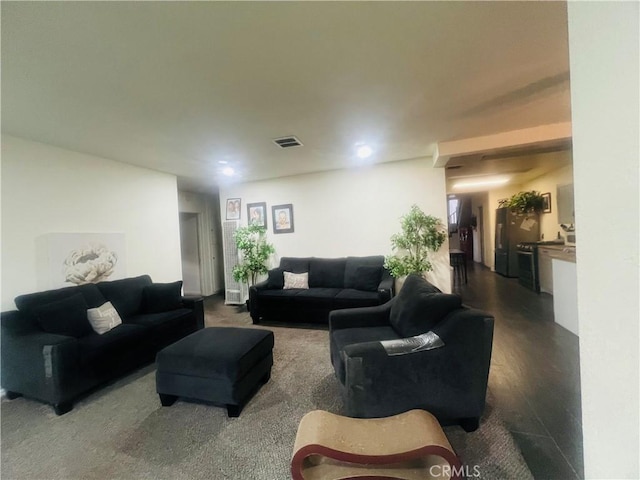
272;204;294;234
226;198;241;220
542;192;552;213
247;202;267;228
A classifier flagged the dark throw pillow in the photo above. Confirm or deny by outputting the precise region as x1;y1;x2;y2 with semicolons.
343;256;385;289
279;257;311;274
267;268;285;289
33;293;93;338
390;274;461;337
143;281;183;314
352;265;383;292
308;258;346;288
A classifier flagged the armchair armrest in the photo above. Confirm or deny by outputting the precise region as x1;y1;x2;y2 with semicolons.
329;299;394;331
248;280;270;324
251;279;269;291
181;296;204;329
1;312;80;404
377;270;395;302
341;340;452;418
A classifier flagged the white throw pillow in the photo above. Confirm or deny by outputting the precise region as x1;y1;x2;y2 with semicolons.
283;271;309;290
86;301;122;335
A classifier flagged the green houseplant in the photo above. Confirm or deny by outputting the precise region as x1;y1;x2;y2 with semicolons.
384;205;447;278
499;191;545;214
232;224;275;291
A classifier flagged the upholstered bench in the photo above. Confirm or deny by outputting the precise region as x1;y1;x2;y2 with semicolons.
155;327;274;417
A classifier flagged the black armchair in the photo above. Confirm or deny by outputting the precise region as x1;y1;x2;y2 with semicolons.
329;274;494;432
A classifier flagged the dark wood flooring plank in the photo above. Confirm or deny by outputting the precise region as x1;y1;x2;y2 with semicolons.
511;431;580;480
457;263;584;479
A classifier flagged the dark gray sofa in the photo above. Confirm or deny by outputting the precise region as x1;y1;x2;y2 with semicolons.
1;275;204;415
249;256;394;324
329;274;494;432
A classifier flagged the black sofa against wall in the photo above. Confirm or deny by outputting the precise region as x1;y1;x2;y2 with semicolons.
1;275;204;415
249;256;394;325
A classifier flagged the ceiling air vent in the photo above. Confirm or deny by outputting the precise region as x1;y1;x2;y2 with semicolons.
273;136;303;148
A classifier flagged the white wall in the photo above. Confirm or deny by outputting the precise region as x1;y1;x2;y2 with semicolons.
521;162;574;242
1;135;183;310
470;161;573;270
219;158;452;292
568;2;639;478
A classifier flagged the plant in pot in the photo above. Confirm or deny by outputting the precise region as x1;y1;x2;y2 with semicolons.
232;224;275;307
498;191;545;214
384;205;447;284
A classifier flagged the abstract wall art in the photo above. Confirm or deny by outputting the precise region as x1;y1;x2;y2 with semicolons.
36;233;127;289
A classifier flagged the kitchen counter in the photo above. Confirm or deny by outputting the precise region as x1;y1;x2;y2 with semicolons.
538;244;576;263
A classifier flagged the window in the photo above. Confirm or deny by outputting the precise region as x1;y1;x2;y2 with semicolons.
448;196;459;233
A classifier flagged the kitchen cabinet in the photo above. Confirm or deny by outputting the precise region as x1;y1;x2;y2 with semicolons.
538;245;577;295
538;247;555;294
552;258;579;336
536;244;578;336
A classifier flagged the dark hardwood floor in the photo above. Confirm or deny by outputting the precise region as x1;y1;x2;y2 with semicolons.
454;262;583;479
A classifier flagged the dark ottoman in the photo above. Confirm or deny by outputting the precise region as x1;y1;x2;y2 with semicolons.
155;327;274;417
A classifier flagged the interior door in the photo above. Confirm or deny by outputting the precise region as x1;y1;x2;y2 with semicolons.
179;213;202;296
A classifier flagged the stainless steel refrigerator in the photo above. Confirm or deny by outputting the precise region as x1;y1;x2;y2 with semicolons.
494;207;540;277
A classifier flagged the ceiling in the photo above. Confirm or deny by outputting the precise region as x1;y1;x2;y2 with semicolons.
445;139;573;193
1;1;572;193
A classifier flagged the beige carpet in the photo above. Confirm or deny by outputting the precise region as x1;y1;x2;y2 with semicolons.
1;298;532;479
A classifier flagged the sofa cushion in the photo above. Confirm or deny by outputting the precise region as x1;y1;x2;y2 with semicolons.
352;265;383;292
267;268;285;289
257;289;300;300
143;281;183;313
87;301;123;334
15;283;107;319
330;326;400;384
344;256;384;289
97;275;152;318
309;258;346;288
78;323;148;368
127;308;195;349
333;289;381;309
127;308;193;329
389;274;462;337
284;272;309;289
292;288;341;306
279;257;311;273
32;293;94;338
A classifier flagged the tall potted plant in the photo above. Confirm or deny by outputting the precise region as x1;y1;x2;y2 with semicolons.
232;224;275;301
384;204;447;279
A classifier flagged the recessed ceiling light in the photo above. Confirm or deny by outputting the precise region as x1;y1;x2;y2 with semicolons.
218;160;228;165
356;144;373;159
452;177;510;189
222;167;235;177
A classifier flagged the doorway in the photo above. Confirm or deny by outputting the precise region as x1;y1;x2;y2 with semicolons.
179;213;202;296
476;205;485;265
